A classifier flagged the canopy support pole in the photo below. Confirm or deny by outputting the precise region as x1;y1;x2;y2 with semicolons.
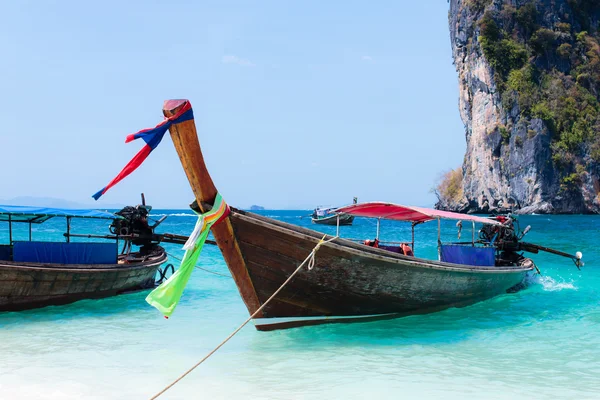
29;222;32;241
376;218;381;240
437;217;441;260
336;214;340;237
472;221;475;246
411;223;415;253
66;217;71;243
8;215;12;245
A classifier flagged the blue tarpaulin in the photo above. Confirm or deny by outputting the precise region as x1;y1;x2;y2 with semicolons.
13;242;117;265
0;245;11;261
440;244;495;267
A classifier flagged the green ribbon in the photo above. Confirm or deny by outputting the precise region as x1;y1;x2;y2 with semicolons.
146;193;227;318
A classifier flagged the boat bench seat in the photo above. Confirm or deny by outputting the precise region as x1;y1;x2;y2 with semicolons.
0;245;11;261
440;244;495;267
378;244;403;254
12;241;117;265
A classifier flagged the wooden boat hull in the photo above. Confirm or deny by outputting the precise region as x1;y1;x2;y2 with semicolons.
230;209;533;331
0;251;167;311
311;213;354;226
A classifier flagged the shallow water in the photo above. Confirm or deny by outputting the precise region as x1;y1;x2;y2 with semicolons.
0;211;598;399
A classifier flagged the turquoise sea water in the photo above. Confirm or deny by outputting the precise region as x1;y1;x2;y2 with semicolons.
0;211;598;399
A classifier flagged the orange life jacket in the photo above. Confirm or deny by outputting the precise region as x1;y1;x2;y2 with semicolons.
400;243;413;256
364;239;379;248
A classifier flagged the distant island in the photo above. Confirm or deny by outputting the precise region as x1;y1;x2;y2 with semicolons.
249;205;265;211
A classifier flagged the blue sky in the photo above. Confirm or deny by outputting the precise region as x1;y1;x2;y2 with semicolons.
0;0;464;209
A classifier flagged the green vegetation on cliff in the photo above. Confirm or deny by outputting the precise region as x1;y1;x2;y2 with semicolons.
473;0;600;191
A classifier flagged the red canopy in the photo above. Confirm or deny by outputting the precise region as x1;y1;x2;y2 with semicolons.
335;202;503;226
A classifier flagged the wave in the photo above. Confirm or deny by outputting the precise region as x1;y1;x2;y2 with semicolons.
537;275;577;291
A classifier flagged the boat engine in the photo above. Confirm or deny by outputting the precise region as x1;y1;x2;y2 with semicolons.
479;215;535;266
109;205;155;247
478;215;519;244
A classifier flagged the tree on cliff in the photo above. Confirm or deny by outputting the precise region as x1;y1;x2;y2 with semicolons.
434;168;465;211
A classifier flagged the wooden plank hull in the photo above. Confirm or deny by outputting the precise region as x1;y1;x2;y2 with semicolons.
0;251;167;311
311;213;354;225
229;209;533;331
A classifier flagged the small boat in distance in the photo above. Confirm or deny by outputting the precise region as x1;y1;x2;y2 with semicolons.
0;202;168;311
311;197;357;226
311;208;354;225
159;99;582;331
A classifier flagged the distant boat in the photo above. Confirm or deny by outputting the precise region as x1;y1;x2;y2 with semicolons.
0;203;167;311
311;197;357;225
310;208;354;225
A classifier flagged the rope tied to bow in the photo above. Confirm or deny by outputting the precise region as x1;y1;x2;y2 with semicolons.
149;233;338;399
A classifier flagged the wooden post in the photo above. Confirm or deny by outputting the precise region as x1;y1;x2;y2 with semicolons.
163;99;263;316
411;223;415;254
66;217;71;243
437;217;441;261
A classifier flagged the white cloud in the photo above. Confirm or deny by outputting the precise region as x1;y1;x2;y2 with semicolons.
361;55;373;62
222;55;255;67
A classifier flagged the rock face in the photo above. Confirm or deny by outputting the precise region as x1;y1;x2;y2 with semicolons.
447;0;600;214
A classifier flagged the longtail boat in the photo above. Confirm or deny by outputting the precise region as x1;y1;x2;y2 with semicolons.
310;209;354;226
311;198;357;225
118;100;582;330
164;100;583;330
0;203;168;311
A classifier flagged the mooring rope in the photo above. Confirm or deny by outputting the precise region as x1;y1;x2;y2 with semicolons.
149;234;338;400
166;251;232;278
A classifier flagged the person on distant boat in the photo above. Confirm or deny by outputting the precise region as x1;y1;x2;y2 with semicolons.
316;208;326;218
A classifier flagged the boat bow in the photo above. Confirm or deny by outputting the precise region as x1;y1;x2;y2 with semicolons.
163;99;263;317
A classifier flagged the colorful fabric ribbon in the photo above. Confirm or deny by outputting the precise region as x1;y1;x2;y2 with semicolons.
92;102;193;200
146;193;229;318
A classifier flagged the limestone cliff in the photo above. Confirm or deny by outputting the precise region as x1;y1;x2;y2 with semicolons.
446;0;600;214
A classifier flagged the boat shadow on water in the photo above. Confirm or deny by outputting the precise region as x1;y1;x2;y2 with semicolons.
0;289;155;327
247;275;584;348
0;276;236;328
